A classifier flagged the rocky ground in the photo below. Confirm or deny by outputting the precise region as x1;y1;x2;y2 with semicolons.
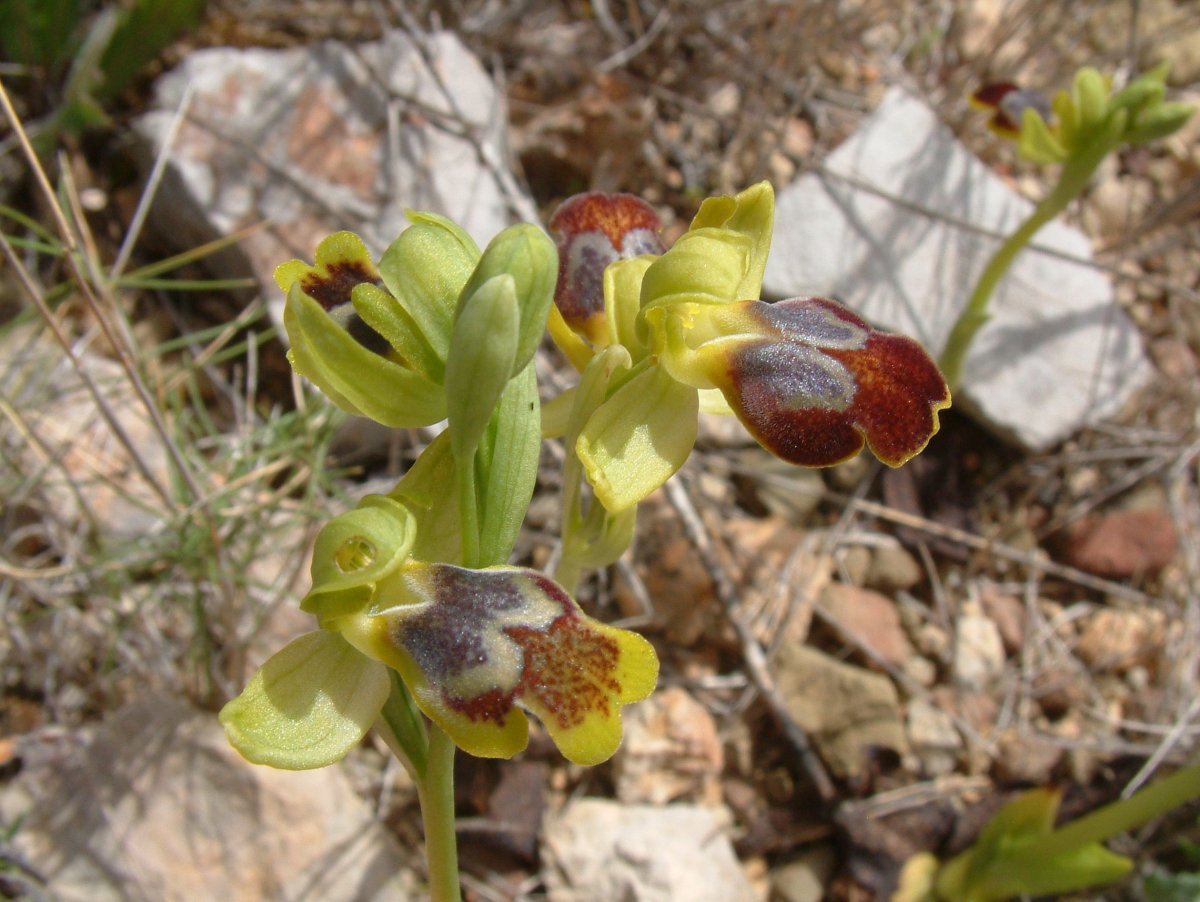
2;1;1200;899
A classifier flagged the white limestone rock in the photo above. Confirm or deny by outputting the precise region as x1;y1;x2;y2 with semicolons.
137;30;525;330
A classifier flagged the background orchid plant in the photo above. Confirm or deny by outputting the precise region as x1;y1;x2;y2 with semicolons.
219;181;949;899
940;63;1194;389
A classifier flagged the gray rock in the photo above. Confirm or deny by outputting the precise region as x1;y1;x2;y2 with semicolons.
1;695;416;901
773;644;907;780
542;799;754;902
137;29;526;328
764;87;1151;451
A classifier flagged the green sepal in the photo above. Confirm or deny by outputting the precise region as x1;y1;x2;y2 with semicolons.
455;223;557;379
1018;106;1070;163
445;273;520;460
390;432;462;564
219;630;390;770
605;255;655;360
687;180;774;301
477;360;541;564
302;494;416;623
351;282;444;382
284;284;447;427
378;210;480;364
576;363;699;512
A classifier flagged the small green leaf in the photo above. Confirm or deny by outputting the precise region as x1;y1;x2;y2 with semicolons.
390;432;463;564
220;631;390;770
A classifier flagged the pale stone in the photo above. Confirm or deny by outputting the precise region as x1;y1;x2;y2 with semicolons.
542;799;755;902
773;644;907;780
137;30;522;331
953;612;1007;689
764;87;1152;451
0;695;416;901
613;687;725;806
906;697;961;776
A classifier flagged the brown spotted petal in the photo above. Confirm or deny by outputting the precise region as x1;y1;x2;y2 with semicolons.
697;297;950;467
342;563;657;766
549;192;665;346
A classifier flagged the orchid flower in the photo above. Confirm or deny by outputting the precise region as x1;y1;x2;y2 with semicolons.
547;182;951;513
220;493;657;769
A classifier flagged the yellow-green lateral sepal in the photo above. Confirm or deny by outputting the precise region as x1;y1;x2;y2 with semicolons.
303;494;417;623
338;563;658;765
284;283;447;427
577;362;699;512
1018;106;1069;163
219;630;390;770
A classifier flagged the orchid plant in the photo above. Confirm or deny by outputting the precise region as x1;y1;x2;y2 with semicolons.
940;63;1194;389
219;182;949;899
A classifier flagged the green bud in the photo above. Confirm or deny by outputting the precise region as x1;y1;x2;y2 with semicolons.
1127;100;1195;144
476;361;541;565
1072;67;1110;133
455;223;557;379
444;273;520;459
1108;67;1166;119
378;211;481;366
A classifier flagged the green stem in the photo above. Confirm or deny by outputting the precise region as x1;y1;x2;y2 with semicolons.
1036;760;1200;858
938;151;1106;391
416;724;461;902
456;446;481;569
